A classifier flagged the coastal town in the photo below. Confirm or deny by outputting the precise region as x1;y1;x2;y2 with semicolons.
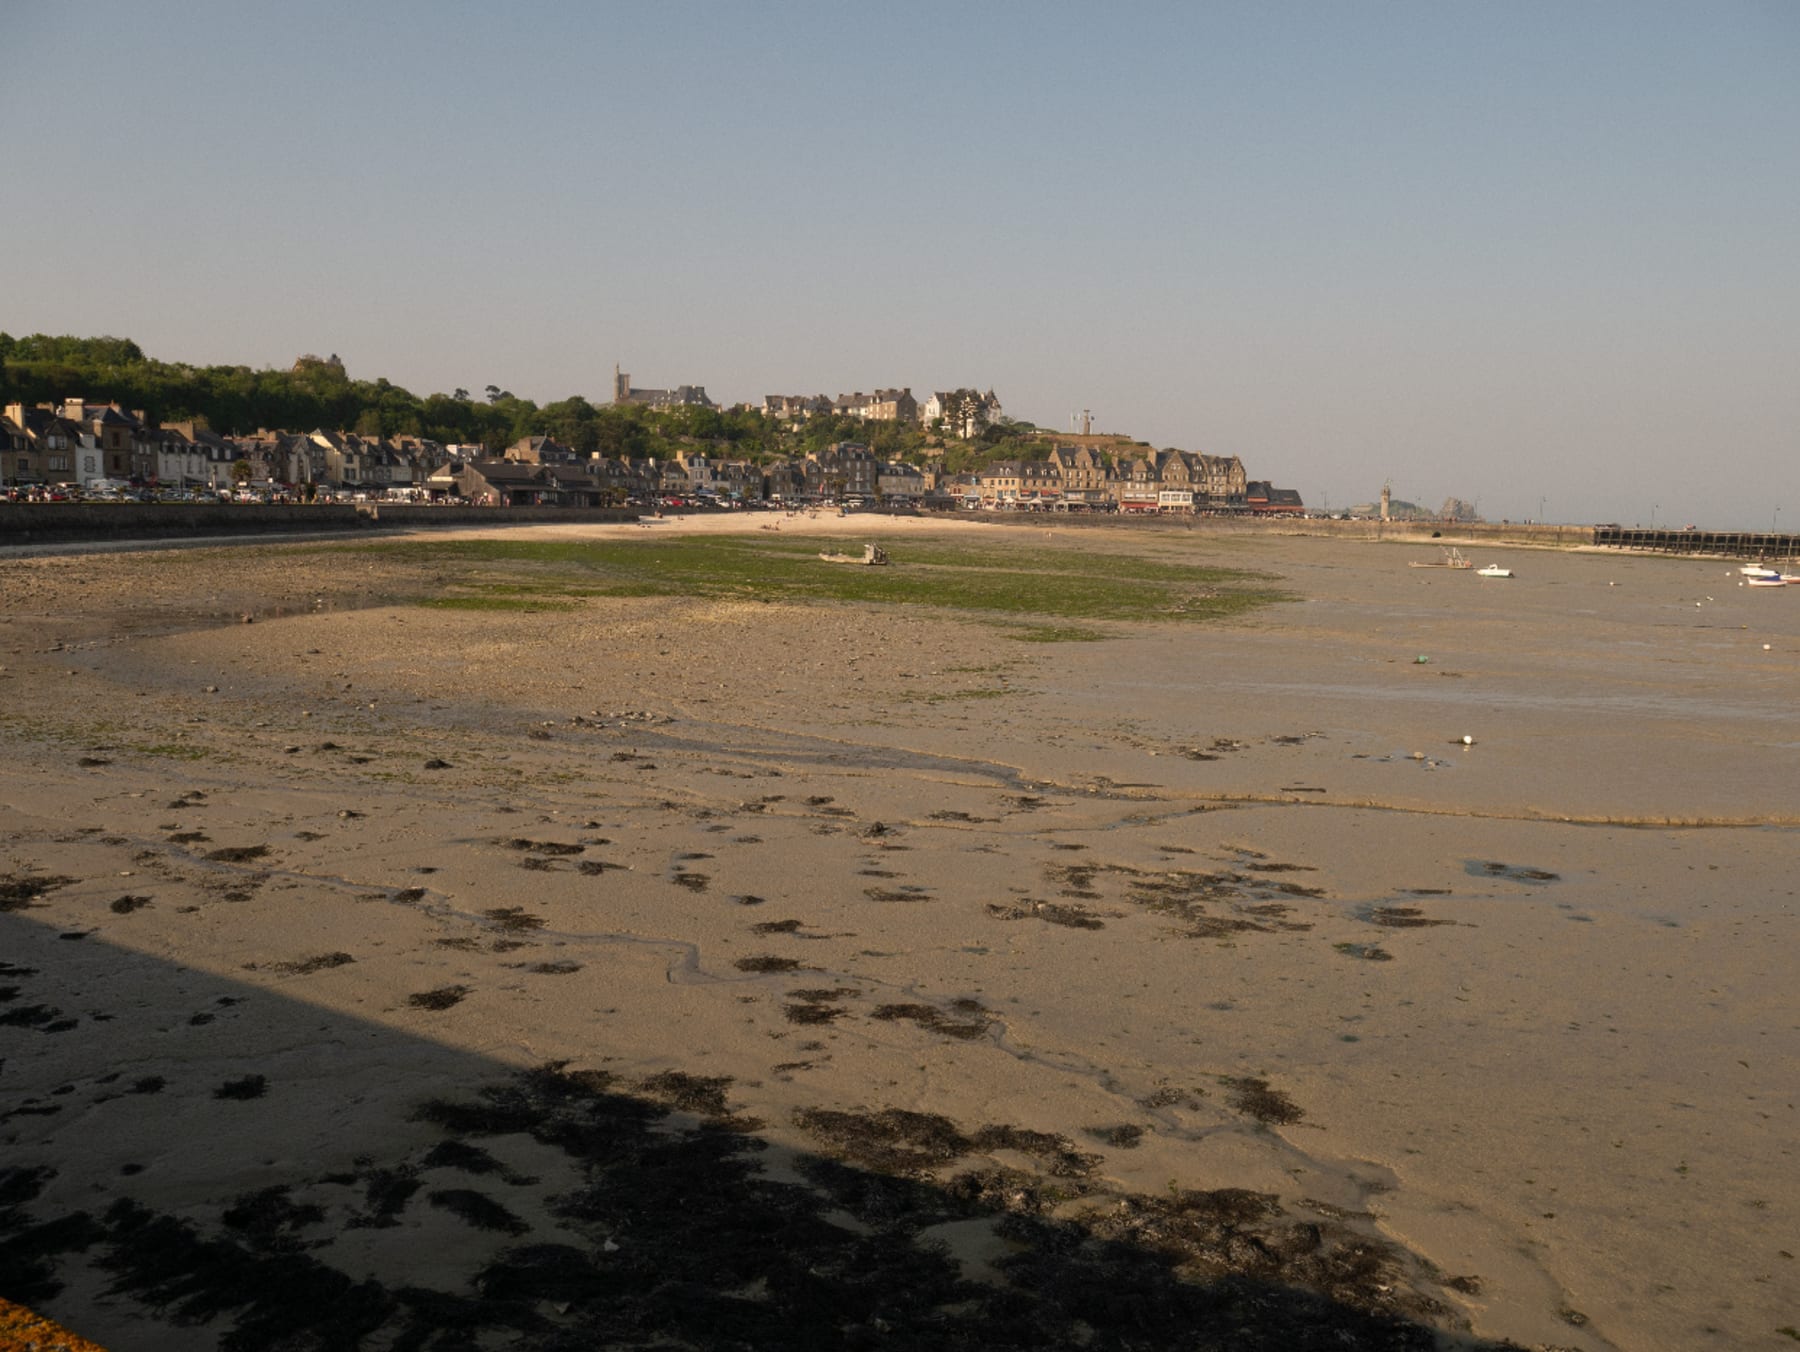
2;360;1306;515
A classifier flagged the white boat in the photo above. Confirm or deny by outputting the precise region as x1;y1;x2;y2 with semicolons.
1476;564;1513;578
818;543;889;566
1745;574;1787;588
1741;563;1780;580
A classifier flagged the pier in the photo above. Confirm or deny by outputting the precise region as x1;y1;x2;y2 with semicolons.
1592;526;1798;560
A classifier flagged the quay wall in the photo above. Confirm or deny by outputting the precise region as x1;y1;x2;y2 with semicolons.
0;503;637;546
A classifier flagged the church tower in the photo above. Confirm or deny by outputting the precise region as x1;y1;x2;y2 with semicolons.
1380;482;1391;522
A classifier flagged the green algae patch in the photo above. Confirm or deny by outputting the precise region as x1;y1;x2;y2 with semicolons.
376;533;1288;628
418;595;582;613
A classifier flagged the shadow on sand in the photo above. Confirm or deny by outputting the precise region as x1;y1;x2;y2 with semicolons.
1;913;1524;1351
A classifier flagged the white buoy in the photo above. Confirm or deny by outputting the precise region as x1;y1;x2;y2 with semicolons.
1462;735;1474;745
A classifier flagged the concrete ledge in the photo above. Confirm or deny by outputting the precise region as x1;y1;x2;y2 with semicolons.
0;503;638;546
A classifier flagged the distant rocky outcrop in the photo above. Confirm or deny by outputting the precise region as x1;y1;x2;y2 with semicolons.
1440;497;1480;522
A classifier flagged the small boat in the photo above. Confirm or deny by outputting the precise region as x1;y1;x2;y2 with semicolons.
1476;564;1513;578
818;543;889;566
1745;573;1787;588
1410;547;1473;569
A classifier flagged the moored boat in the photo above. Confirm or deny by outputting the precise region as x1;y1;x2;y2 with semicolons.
1476;564;1513;578
1409;547;1472;569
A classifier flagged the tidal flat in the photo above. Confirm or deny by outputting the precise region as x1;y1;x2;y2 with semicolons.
1;514;1795;1351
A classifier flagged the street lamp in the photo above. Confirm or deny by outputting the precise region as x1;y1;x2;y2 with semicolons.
1651;503;1659;528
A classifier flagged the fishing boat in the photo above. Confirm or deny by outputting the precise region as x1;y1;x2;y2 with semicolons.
1409;547;1473;569
1476;564;1513;579
818;543;889;566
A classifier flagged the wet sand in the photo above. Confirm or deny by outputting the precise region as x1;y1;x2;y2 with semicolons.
1;516;1795;1351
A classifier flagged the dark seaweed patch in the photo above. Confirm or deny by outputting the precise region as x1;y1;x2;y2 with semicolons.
0;874;76;912
482;907;545;932
1365;906;1453;929
971;1125;1100;1178
1467;860;1560;884
864;885;932;902
0;1004;69;1030
637;1071;737;1119
870;1002;991;1040
420;1140;507;1177
504;838;584;855
213;1075;268;1101
1087;1123;1147;1148
793;1107;974;1174
109;894;153;914
987;900;1106;930
222;1186;325;1252
408;986;470;1011
429;1188;530;1235
257;952;355;976
205;846;270;863
784;985;857;1025
1222;1077;1304;1126
733;955;803;973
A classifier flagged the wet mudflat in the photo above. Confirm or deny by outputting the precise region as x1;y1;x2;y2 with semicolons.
1;520;1795;1351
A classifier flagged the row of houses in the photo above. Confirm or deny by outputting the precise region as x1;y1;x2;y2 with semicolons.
1;400;477;493
460;437;1297;514
3;398;1300;512
758;387;1004;439
451;440;931;506
614;365;1003;439
956;445;1263;512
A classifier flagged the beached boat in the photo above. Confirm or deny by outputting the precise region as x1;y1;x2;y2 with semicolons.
818;544;889;566
1409;547;1472;569
1744;573;1788;588
1476;564;1513;578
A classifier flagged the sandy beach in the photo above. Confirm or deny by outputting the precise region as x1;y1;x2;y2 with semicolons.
2;513;1795;1351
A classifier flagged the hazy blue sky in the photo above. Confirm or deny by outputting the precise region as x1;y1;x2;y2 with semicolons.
6;1;1796;526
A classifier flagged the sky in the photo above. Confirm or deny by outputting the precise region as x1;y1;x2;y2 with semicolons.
4;1;1797;528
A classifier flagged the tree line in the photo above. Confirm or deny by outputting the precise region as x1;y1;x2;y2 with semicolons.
0;334;1051;469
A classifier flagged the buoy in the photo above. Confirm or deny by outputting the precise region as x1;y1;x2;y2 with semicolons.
1462;735;1474;745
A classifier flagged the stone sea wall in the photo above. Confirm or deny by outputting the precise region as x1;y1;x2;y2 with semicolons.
0;503;638;546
